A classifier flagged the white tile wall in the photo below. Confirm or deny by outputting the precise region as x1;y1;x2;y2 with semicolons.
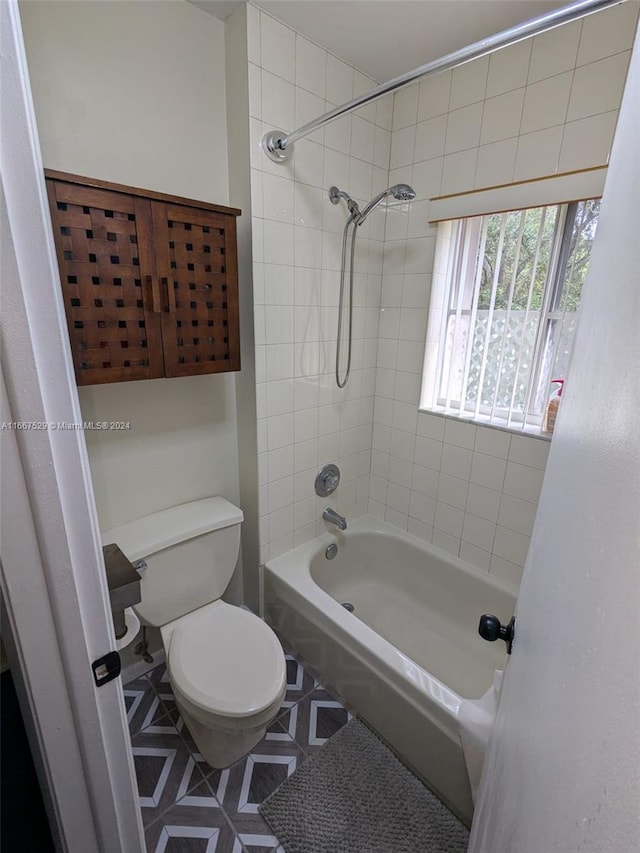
576;0;639;64
485;40;531;97
480;88;526;145
243;2;635;588
520;72;573;134
527;20;582;83
368;4;635;587
401;6;634;197
247;5;392;561
369;410;550;587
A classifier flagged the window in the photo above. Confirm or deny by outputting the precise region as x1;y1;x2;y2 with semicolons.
421;199;600;432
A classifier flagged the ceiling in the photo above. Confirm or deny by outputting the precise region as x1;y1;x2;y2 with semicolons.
191;0;569;81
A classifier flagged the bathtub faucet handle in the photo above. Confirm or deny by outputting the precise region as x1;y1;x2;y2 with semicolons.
315;464;341;497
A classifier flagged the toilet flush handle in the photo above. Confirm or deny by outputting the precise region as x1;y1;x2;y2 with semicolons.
133;559;147;575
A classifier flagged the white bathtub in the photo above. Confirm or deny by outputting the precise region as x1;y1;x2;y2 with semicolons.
264;515;516;824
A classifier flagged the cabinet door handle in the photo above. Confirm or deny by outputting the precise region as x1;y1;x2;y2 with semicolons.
146;275;162;313
164;276;176;314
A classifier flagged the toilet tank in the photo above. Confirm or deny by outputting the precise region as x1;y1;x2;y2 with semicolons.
101;497;243;627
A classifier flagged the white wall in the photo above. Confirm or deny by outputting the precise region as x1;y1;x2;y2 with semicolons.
20;0;240;531
225;4;262;610
20;0;229;202
369;1;638;587
79;375;240;529
246;5;394;561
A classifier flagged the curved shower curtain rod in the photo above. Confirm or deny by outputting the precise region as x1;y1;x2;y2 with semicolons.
263;0;625;163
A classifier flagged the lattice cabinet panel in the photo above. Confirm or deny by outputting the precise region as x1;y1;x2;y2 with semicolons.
45;172;241;385
46;182;164;385
153;203;240;377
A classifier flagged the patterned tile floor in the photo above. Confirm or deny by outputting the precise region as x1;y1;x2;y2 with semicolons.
123;646;352;853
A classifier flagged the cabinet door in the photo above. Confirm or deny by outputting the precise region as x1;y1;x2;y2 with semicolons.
151;202;241;377
46;181;164;385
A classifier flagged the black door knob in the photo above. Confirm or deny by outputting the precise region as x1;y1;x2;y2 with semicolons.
478;614;516;654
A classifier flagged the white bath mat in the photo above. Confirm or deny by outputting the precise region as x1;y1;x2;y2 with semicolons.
259;718;469;853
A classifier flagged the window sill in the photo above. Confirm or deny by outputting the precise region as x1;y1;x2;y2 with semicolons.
419;406;552;442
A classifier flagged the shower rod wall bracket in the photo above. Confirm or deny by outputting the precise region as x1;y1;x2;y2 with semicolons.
263;129;293;163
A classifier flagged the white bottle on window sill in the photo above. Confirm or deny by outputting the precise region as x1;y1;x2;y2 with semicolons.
542;379;564;434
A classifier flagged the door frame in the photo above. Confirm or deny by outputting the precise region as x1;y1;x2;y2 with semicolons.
1;1;144;850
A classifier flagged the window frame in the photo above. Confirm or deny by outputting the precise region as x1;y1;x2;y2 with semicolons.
421;197;600;435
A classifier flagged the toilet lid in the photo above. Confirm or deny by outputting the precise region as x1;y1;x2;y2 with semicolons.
168;603;286;718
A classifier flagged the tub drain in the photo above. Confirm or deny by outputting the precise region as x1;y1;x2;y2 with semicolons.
341;602;355;613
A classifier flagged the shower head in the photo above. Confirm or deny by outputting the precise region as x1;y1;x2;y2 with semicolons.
357;183;416;224
328;185;361;218
391;183;417;201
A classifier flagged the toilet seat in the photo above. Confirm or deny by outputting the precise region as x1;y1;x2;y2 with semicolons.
165;601;286;720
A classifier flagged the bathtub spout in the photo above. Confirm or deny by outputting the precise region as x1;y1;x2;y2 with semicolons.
323;507;347;531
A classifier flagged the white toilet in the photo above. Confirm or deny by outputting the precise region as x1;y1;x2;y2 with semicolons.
102;496;286;768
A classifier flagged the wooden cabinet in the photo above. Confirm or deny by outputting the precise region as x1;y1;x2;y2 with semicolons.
45;170;241;385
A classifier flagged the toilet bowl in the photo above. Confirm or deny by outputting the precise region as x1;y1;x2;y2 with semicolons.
162;599;286;767
102;497;286;767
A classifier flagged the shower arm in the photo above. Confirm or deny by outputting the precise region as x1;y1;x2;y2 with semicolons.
263;0;625;162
